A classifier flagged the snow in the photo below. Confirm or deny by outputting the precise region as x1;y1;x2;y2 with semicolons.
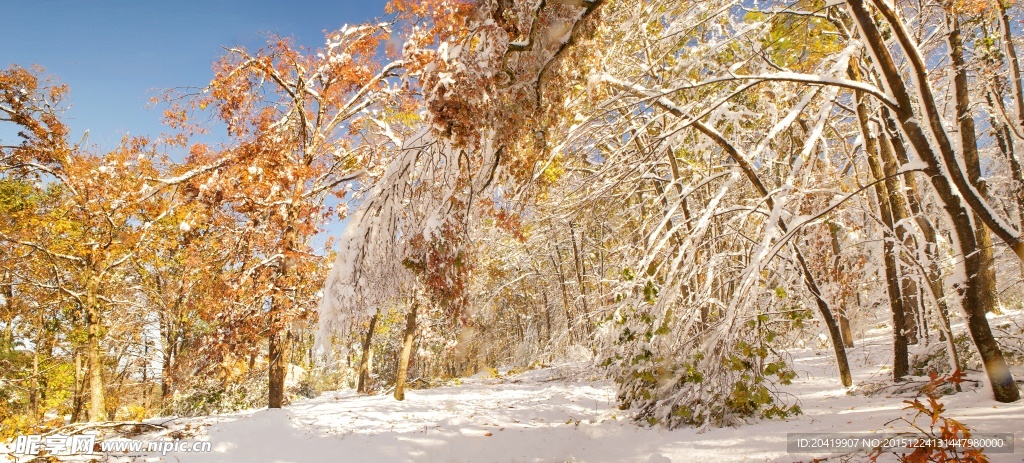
42;309;1022;463
897;159;928;174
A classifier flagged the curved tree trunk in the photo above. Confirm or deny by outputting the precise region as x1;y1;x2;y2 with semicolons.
394;302;418;401
828;223;855;348
693;120;855;388
796;249;855;387
357;308;380;394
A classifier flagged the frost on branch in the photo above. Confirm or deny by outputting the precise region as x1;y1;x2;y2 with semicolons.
315;129;482;361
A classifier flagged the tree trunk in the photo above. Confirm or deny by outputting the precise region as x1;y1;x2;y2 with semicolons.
849;0;1019;402
267;326;289;408
983;9;1024;280
161;326;176;401
795;249;854;387
569;222;590;333
879;217;910;380
850;58;917;358
71;351;84;423
978;15;1024;281
877;131;921;344
357;308;380;394
878;116;963;372
985;95;1024;283
948;12;1001;314
859;0;1024;263
999;0;1024;136
984;89;1024;263
859;116;909;379
828;222;855;348
394;303;418;401
269;222;299;409
85;275;106;422
161;355;172;401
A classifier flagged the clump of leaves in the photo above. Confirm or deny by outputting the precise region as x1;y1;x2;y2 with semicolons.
870;370;989;463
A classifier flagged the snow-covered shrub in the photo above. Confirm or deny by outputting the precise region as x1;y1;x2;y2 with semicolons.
290;380;320;399
116;404;151;422
163;371;269;417
909;332;973;377
934;316;1024;377
990;318;1024;366
599;277;800;429
291;366;353;399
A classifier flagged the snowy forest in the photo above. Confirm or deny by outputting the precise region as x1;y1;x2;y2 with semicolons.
3;0;1024;461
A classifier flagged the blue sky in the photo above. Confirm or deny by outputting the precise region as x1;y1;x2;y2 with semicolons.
1;0;390;149
2;1;393;252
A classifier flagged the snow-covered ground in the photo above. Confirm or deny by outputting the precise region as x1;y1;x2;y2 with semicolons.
5;310;1023;462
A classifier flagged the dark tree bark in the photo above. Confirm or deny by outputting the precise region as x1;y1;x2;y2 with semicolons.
879;114;962;375
268;219;300;409
865;0;1024;263
849;0;1019;402
853;84;909;379
983;5;1024;279
948;12;1000;314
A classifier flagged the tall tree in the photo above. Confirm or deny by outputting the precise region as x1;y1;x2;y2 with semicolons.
180;26;405;407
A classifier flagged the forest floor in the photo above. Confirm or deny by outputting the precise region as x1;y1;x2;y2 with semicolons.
5;309;1023;463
